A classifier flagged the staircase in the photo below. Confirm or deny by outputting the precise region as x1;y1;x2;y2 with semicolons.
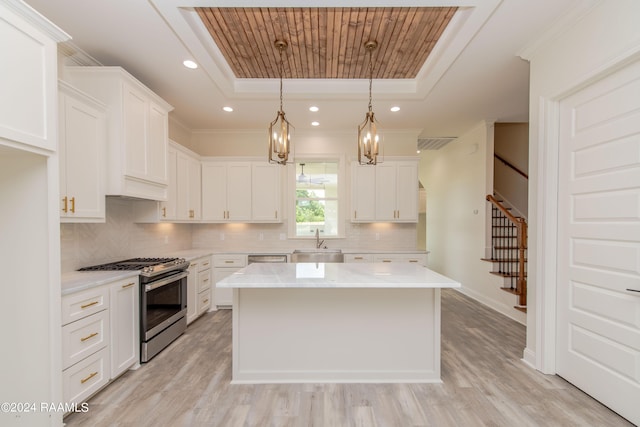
483;195;528;312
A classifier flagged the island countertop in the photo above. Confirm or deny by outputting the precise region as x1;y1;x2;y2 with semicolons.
217;262;461;289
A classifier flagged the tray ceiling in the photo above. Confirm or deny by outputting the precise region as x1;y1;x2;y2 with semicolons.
196;7;457;79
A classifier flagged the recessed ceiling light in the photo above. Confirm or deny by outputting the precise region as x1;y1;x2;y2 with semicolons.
309;106;319;112
183;60;198;69
311;121;320;126
390;106;400;112
223;106;233;112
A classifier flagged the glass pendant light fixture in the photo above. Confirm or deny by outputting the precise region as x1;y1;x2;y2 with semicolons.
268;40;293;165
357;40;382;165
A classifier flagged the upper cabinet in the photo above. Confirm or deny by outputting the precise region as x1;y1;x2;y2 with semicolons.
202;162;251;221
0;0;68;153
351;159;419;223
135;141;201;222
65;67;173;201
59;81;106;222
201;160;282;223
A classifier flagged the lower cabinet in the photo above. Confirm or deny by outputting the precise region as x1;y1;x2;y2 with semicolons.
213;254;247;308
109;278;139;378
61;276;139;409
187;255;213;323
345;253;428;266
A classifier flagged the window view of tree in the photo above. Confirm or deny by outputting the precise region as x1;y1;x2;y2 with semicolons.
294;162;338;237
295;190;325;223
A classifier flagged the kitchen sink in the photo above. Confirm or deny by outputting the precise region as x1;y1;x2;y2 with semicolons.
291;249;344;263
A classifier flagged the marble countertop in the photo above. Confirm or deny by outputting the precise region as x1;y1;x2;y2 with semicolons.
217;262;460;289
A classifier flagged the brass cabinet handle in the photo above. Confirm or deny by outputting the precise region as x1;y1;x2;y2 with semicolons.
62;196;68;213
275;210;278;219
191;262;198;267
70;197;75;213
203;278;209;282
80;301;99;309
80;371;98;384
122;282;135;289
409;259;418;263
354;256;364;260
354;210;357;219
189;209;194;218
162;207;166;218
80;332;98;342
202;262;209;267
382;259;392;263
203;299;209;304
224;260;234;264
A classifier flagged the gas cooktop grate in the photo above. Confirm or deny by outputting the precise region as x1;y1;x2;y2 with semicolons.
78;257;179;271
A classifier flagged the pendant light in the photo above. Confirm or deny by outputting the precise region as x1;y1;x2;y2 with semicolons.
357;40;382;165
268;40;293;165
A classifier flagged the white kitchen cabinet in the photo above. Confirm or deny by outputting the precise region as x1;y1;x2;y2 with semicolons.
351;160;419;223
61;285;111;407
187;255;213;323
197;262;212;314
109;277;139;379
251;162;282;222
344;253;374;263
350;163;376;221
66;66;173;201
59;81;106;222
213;254;247;308
0;1;67;153
174;147;201;220
373;253;428;266
160;147;178;220
345;253;427;266
202;162;251;221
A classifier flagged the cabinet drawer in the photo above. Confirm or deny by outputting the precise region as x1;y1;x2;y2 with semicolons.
344;254;373;263
373;254;427;266
62;310;110;370
213;254;246;268
63;347;110;406
196;256;211;273
197;289;211;314
62;285;109;325
198;269;212;293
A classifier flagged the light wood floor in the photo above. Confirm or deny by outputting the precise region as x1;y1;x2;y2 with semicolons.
64;290;633;426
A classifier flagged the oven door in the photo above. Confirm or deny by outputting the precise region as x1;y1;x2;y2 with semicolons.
141;271;188;341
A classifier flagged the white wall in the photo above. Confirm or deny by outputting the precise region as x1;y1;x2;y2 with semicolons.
525;0;640;370
189;128;420;157
420;121;526;324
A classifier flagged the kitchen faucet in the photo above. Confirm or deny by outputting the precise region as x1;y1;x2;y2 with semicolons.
315;228;325;249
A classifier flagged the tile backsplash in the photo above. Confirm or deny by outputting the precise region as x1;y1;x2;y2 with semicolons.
61;197;420;272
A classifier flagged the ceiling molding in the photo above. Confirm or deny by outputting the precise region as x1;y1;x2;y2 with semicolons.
150;0;501;101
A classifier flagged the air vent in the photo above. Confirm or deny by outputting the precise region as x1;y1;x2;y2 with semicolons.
417;137;456;150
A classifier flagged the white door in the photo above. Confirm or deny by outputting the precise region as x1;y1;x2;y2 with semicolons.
556;59;640;425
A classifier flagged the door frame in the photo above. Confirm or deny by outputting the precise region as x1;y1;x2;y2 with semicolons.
534;50;640;374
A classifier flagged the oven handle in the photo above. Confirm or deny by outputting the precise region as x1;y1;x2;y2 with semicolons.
144;271;189;292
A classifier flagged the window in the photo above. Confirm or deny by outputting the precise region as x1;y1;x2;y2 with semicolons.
292;161;340;238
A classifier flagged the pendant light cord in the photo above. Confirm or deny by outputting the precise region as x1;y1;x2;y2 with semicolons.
368;46;373;113
279;45;284;113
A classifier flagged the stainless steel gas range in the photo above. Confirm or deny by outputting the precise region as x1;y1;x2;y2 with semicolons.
79;257;190;362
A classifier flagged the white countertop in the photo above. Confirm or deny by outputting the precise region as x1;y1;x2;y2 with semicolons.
61;270;140;295
217;262;460;289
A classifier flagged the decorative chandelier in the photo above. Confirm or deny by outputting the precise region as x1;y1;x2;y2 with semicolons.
268;40;293;165
357;40;382;165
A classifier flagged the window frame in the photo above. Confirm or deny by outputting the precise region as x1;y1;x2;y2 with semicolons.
287;154;345;239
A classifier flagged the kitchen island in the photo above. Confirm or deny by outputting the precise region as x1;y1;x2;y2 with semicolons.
217;262;460;383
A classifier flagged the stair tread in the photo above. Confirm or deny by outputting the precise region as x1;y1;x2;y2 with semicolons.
492;271;527;278
500;287;521;295
514;306;527;313
482;258;528;263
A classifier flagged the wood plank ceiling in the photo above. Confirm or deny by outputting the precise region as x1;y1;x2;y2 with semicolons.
196;7;457;79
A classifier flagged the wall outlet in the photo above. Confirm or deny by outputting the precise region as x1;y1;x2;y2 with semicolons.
259;232;264;241
220;232;225;241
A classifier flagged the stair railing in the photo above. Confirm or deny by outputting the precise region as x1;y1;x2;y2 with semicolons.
486;194;527;306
